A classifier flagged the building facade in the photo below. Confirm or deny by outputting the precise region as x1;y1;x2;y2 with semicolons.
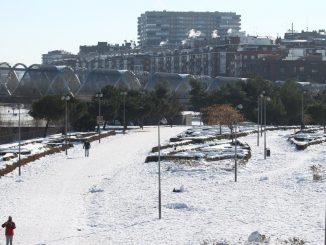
41;28;326;84
42;50;77;68
138;11;241;47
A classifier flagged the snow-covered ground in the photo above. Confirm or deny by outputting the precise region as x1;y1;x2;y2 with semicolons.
0;126;325;244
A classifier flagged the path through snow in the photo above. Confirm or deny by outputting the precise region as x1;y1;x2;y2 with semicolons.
0;127;325;244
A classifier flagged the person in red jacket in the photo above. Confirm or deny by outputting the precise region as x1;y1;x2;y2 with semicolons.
2;216;15;245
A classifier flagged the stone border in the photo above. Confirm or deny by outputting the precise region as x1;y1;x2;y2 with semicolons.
147;125;314;163
147;136;251;163
287;127;326;150
145;149;251;163
0;146;68;177
290;137;326;150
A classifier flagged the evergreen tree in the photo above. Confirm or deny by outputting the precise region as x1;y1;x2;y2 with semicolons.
29;95;65;137
189;79;208;111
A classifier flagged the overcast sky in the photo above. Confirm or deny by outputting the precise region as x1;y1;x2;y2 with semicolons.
1;0;325;65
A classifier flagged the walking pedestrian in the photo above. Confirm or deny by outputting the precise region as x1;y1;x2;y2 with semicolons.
83;140;91;157
2;216;15;245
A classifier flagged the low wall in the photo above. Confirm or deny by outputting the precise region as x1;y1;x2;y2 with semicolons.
0;127;62;144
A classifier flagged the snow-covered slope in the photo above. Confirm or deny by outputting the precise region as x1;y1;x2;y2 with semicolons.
0;127;325;244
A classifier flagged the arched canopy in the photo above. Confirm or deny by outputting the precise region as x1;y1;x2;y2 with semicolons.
46;66;81;95
13;65;81;99
6;64;28;94
76;69;141;100
0;63;19;96
144;72;194;99
206;76;247;91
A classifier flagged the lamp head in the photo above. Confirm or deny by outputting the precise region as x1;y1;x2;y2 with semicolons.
96;92;103;98
61;95;71;101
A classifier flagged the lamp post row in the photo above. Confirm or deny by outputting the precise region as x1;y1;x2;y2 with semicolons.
157;117;167;219
301;91;306;130
96;92;103;143
61;95;71;155
120;91;127;134
257;92;270;159
158;120;162;219
264;96;268;159
257;95;260;146
234;104;243;182
18;104;23;176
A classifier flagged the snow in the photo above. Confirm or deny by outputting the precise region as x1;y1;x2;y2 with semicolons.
0;126;325;244
165;203;189;210
247;231;265;242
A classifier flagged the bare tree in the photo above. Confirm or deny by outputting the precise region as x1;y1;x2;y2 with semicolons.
205;104;244;140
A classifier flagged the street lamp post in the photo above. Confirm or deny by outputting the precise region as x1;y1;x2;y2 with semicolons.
234;104;243;182
158;121;161;219
260;91;265;136
18;104;23;176
95;92;103;143
257;95;261;146
61;95;71;155
263;96;271;160
234;122;238;182
120;91;127;134
301;91;306;130
157;117;167;219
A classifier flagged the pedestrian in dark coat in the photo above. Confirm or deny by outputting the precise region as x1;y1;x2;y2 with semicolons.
2;216;15;245
83;140;91;157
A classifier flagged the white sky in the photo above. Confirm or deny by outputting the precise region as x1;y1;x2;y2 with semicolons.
0;0;325;65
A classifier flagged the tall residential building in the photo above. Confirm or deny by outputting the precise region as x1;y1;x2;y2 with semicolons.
138;11;241;47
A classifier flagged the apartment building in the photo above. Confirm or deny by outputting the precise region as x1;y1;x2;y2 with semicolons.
138;11;241;47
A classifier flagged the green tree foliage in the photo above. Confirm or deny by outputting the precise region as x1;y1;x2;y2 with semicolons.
189;76;322;126
239;77;276;121
84;83;182;130
189;79;208;111
148;81;183;124
266;97;287;125
99;85;121;124
118;89;146;129
165;93;183;126
29;95;65;137
279;81;302;124
214;82;247;105
69;99;96;131
307;103;326;131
